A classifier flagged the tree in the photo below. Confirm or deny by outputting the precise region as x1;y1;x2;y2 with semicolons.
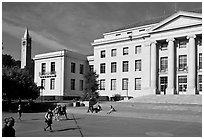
83;66;99;100
2;54;39;101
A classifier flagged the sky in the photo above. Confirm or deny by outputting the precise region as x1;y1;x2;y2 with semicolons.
2;2;202;60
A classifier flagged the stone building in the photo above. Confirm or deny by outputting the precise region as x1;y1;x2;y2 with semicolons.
89;10;202;98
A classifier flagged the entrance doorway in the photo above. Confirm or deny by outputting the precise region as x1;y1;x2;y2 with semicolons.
160;77;167;95
178;76;187;94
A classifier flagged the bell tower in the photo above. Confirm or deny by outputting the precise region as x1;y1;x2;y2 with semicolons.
21;28;32;70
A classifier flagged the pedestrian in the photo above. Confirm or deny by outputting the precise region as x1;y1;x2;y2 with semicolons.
44;109;54;132
53;105;60;121
17;104;22;120
107;105;116;114
87;97;94;113
2;117;15;137
62;104;68;120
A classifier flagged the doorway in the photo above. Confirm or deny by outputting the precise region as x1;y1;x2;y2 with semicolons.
160;76;167;95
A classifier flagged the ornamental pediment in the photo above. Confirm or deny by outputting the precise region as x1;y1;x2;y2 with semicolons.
150;11;202;32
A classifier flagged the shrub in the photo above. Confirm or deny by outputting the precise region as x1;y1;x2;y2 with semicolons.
112;94;122;101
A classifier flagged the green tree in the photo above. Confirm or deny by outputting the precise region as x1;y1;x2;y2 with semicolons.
83;66;99;100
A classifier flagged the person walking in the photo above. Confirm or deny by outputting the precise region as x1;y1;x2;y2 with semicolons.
2;117;15;137
62;104;68;120
107;105;116;114
44;109;54;132
17;104;22;120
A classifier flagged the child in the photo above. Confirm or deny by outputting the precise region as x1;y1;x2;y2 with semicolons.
107;105;116;114
44;109;54;132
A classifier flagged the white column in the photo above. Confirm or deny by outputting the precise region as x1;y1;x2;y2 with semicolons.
150;41;158;94
187;34;197;94
166;38;176;95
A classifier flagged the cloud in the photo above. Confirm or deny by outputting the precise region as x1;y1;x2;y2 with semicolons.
2;20;76;52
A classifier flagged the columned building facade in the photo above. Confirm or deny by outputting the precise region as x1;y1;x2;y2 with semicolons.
90;10;202;98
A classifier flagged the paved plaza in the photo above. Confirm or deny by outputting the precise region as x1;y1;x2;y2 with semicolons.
2;100;202;137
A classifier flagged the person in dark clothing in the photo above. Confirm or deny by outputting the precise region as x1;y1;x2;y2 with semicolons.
62;104;68;120
17;104;22;120
2;117;15;137
44;109;54;132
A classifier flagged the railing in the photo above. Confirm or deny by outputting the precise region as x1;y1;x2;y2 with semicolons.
177;66;188;73
39;71;56;78
159;68;168;74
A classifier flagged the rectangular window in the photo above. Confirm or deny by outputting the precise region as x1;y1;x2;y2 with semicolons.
80;64;84;74
101;50;105;58
89;65;94;72
123;47;129;55
79;80;84;91
50;78;55;90
135;60;141;71
199;75;202;91
71;62;76;73
41;79;45;88
111;62;117;73
179;55;187;70
199;53;202;69
135;45;141;54
122;78;128;90
100;63;106;74
41;63;46;75
135;78;141;90
111;79;116;90
159;42;168;51
160;57;168;71
178;76;187;92
178;40;188;48
100;79;105;90
71;79;75;90
51;62;55;74
197;38;202;46
122;61;129;72
111;49;117;57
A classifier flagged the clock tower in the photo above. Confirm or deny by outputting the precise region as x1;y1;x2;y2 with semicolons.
21;28;32;71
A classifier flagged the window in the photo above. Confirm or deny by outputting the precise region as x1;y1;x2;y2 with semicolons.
122;78;128;90
178;40;188;48
71;79;75;90
123;47;129;55
111;79;116;90
79;80;84;91
179;55;187;70
80;64;84;74
111;62;117;73
50;78;55;90
116;34;121;36
111;49;117;57
127;31;132;34
160;77;168;92
89;65;94;72
41;63;46;75
178;76;187;92
51;62;55;74
100;63;106;73
197;38;202;46
71;62;76;73
160;57;168;71
199;75;202;91
135;45;141;54
100;79;105;90
41;79;45;88
135;78;141;90
101;50;105;58
135;60;141;71
160;42;168;51
122;61;129;72
199;53;202;69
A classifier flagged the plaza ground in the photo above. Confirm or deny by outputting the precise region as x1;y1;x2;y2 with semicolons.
2;95;202;137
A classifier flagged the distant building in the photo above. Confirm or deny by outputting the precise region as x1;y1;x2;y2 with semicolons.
90;10;202;98
34;50;87;100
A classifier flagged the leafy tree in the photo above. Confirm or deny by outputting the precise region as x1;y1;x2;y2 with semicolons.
82;65;99;100
2;54;39;101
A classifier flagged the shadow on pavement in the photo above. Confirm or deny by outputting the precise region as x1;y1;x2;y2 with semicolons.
53;127;79;132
